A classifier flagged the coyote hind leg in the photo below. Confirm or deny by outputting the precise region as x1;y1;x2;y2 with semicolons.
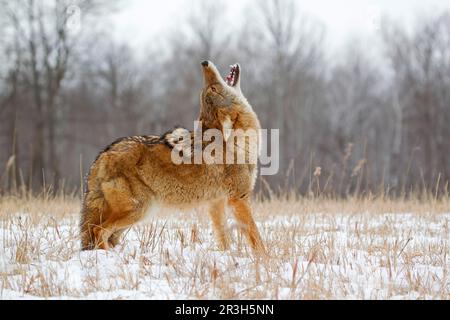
108;228;127;247
229;198;266;256
92;224;113;250
93;211;143;250
92;178;146;250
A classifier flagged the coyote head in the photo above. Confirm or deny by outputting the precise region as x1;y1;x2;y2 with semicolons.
199;61;256;138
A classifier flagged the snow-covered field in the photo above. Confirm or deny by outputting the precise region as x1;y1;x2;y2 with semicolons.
0;197;449;299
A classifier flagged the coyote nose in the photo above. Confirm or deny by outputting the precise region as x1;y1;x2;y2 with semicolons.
201;60;220;86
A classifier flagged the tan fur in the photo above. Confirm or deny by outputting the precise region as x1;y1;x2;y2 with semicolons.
80;61;266;255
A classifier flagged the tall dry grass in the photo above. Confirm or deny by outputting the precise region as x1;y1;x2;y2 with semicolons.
0;190;449;299
0;150;449;299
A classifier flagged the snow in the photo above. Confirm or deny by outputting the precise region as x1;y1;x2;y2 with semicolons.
0;210;449;300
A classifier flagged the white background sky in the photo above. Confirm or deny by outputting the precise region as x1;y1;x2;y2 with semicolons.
111;0;450;52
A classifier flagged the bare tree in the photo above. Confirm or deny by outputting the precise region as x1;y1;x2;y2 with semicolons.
233;0;326;190
0;0;118;190
1;1;449;196
383;12;450;190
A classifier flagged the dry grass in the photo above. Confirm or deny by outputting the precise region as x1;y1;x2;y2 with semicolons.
0;194;449;300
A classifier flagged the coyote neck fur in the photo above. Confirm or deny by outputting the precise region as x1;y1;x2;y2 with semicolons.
198;97;261;134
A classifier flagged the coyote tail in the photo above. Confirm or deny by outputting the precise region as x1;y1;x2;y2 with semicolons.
80;190;106;250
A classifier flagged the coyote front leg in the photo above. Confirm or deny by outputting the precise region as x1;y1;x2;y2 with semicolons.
208;199;229;250
229;198;266;255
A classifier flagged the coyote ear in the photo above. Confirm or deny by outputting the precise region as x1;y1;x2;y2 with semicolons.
221;116;233;142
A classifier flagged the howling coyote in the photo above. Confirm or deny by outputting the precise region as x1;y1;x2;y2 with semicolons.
80;61;266;255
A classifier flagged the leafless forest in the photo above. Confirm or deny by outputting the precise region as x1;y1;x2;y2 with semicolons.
1;0;449;197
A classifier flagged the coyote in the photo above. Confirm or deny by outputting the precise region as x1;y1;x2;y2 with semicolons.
80;61;266;255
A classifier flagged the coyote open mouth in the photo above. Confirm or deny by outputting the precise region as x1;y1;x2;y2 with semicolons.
225;64;240;87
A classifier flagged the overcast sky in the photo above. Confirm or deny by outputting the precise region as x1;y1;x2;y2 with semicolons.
111;0;450;52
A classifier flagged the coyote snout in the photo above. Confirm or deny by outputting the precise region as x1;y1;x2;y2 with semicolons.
80;61;266;256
